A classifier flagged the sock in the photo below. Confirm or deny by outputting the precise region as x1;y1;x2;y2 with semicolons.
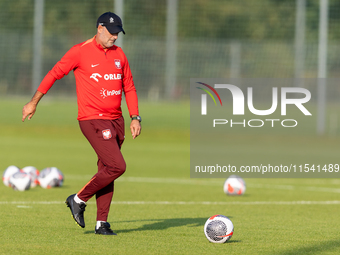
96;221;105;229
74;194;85;204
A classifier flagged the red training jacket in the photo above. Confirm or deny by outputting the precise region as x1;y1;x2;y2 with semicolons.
38;36;139;121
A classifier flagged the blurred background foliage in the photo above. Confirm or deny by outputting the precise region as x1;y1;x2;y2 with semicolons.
0;0;340;99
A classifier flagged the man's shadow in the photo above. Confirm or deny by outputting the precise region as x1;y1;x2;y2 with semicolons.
114;217;210;233
85;217;209;234
84;216;240;243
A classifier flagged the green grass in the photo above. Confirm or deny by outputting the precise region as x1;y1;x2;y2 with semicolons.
1;97;340;254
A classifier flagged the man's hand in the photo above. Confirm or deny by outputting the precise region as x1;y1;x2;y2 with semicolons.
22;90;44;122
130;119;141;139
22;102;37;122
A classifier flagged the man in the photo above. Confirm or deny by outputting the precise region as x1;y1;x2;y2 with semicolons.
22;12;141;235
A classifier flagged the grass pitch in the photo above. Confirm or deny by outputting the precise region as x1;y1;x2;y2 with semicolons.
1;98;340;254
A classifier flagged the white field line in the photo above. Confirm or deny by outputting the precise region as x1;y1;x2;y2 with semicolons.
1;200;340;206
114;200;340;205
119;177;340;193
65;175;340;193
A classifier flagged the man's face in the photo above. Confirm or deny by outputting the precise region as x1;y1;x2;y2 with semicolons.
97;25;118;49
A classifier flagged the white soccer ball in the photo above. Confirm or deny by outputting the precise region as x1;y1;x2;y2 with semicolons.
2;165;21;187
21;166;40;188
38;167;64;189
204;215;234;243
223;175;246;195
9;172;31;191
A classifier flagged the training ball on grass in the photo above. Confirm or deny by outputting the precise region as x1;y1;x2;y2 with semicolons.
204;215;234;243
2;165;21;187
9;172;31;191
223;175;246;195
21;166;40;188
38;167;64;189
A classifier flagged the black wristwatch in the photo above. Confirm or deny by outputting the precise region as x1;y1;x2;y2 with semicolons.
131;116;142;122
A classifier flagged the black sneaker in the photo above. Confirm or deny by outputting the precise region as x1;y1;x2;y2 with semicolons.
65;194;86;228
95;222;117;235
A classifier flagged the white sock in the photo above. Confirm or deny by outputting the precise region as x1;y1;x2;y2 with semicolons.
74;194;85;204
96;221;105;229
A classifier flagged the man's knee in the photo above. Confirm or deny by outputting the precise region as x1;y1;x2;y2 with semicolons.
107;159;126;177
118;160;126;176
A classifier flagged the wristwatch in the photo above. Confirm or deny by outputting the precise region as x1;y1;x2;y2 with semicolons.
131;116;142;122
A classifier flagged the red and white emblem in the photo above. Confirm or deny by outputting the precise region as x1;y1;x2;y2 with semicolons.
114;59;121;69
102;129;112;140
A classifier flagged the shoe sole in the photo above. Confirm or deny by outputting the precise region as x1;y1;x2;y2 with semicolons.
95;231;117;235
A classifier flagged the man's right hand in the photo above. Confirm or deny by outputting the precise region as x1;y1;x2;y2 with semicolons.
22;90;44;122
22;102;37;122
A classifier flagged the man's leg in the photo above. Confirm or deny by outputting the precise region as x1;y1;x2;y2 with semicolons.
78;118;125;204
66;117;125;229
94;117;125;222
95;159;114;222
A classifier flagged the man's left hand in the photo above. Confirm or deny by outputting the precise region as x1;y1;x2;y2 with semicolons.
130;120;141;139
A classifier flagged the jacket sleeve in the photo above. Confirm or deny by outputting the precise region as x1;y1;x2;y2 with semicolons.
120;48;139;117
37;45;80;94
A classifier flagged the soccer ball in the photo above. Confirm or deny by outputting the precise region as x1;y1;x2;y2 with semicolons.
223;175;246;195
9;172;31;191
204;215;234;243
21;166;40;188
38;167;64;189
2;165;21;187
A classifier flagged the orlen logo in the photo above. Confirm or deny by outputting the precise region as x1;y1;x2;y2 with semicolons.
100;88;121;99
90;73;102;82
196;82;312;128
90;73;122;82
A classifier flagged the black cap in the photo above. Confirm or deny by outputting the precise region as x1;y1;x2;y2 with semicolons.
96;12;125;34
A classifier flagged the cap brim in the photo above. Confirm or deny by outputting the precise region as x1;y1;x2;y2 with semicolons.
106;25;125;34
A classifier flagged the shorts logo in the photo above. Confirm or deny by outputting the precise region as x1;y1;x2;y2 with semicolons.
102;129;112;140
115;59;121;69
